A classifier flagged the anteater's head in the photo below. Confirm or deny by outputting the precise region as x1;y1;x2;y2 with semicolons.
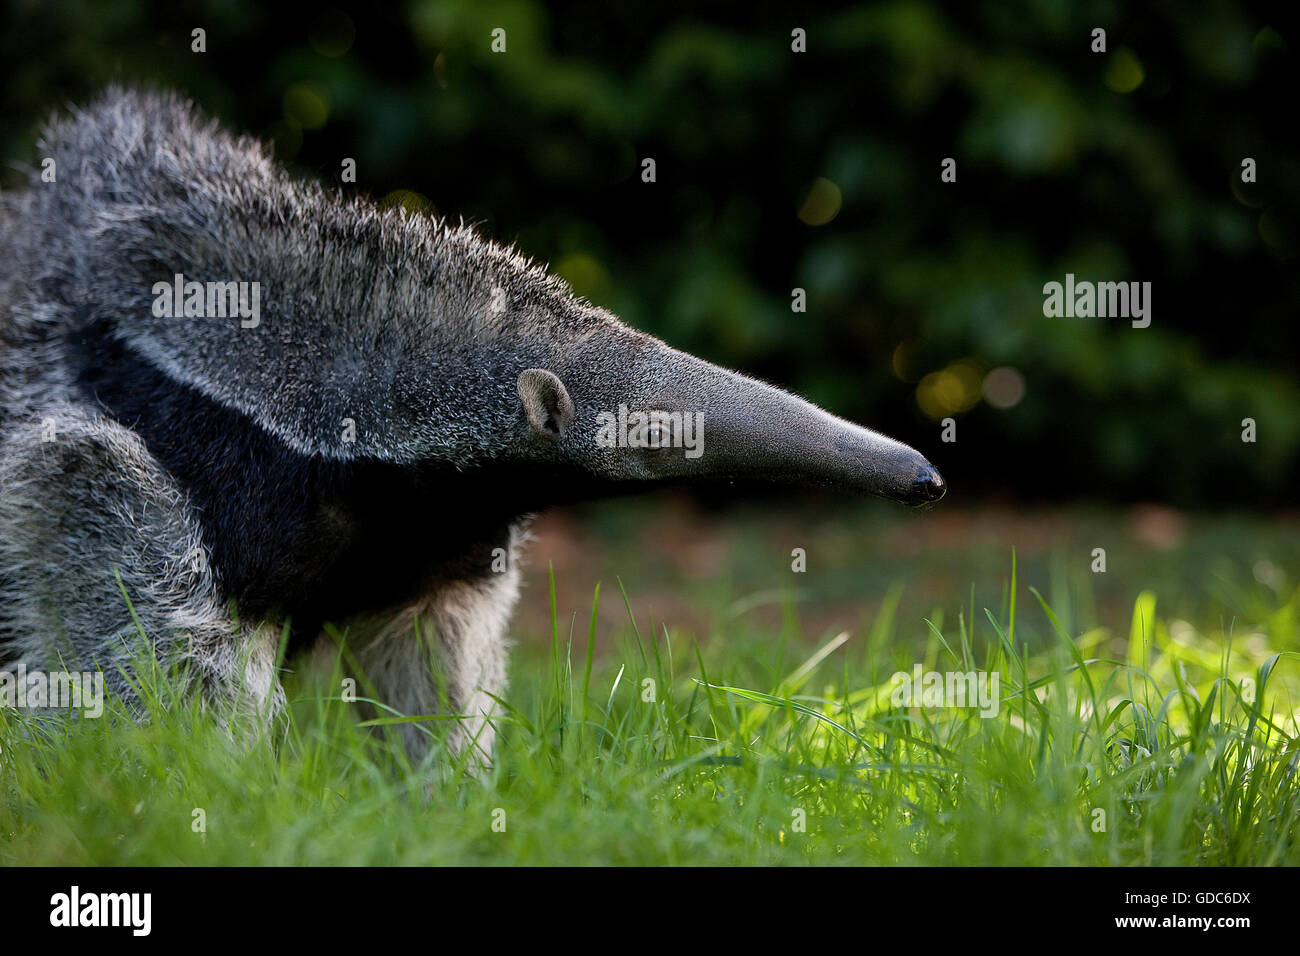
508;314;945;508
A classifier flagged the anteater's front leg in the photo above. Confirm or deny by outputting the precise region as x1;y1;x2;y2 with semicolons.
0;406;281;721
352;523;528;770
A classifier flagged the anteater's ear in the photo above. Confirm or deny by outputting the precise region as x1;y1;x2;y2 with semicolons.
517;369;576;438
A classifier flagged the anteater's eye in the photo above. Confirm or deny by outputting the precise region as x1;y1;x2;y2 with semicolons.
644;414;679;448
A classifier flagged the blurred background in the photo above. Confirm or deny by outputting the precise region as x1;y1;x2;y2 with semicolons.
2;0;1296;650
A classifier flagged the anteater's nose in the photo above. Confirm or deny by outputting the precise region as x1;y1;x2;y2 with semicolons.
911;464;946;504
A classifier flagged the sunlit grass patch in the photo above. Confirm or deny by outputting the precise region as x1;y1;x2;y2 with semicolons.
1;555;1296;865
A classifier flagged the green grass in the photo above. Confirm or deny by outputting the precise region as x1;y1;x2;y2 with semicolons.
1;551;1298;866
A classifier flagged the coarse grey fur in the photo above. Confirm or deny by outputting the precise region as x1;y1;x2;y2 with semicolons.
0;88;943;770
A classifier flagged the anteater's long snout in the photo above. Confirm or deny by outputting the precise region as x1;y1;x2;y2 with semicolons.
826;414;947;505
641;349;947;507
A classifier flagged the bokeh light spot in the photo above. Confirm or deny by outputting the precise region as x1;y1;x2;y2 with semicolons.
555;252;611;302
917;361;982;419
284;83;330;130
983;366;1026;409
1253;26;1287;58
379;189;434;216
797;177;842;226
1104;48;1145;93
